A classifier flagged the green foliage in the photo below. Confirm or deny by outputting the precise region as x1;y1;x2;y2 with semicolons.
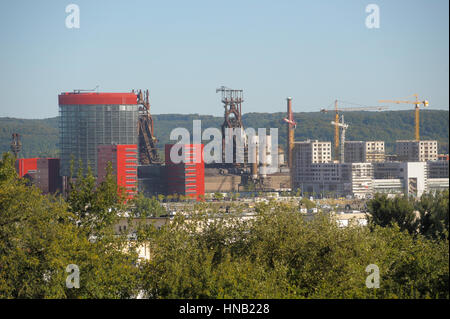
0;151;448;299
416;190;449;240
137;201;449;299
299;197;316;209
0;117;59;158
368;192;449;240
367;194;419;235
0;152;17;182
66;161;126;238
0;154;139;298
214;192;224;201
130;193;166;217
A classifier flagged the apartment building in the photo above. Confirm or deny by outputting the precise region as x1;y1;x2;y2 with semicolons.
396;140;438;162
344;141;385;163
292;140;332;167
292;140;332;185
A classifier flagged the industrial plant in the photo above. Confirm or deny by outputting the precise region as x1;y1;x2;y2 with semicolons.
10;88;449;201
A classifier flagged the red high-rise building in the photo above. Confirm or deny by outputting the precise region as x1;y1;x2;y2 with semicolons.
97;144;138;199
165;144;204;200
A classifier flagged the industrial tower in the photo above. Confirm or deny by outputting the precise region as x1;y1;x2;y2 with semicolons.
135;89;161;165
216;86;246;167
283;97;296;169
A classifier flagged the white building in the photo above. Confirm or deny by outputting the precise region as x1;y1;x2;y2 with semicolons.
372;161;448;197
292;161;373;199
292;160;448;199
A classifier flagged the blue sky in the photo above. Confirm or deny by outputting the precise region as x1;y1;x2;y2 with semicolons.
0;0;448;118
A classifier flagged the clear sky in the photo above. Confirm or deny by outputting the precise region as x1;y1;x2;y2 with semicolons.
0;0;448;119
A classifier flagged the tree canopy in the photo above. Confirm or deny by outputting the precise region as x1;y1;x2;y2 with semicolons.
0;152;448;298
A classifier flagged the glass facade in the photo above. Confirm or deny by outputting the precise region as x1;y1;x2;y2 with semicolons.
59;104;138;177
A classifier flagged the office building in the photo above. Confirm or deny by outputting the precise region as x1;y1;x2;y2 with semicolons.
59;92;139;177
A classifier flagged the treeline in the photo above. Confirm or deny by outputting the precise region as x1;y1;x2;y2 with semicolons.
0;110;448;158
0;117;59;158
0;152;448;299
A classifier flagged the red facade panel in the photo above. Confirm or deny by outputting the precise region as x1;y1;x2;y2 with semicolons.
117;145;138;199
58;92;138;105
97;144;137;200
165;144;204;200
15;158;38;177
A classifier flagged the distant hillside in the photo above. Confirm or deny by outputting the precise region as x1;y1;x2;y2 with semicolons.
0;110;448;158
0;117;59;158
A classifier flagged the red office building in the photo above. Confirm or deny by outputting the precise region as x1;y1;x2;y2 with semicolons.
165;144;204;200
97;144;138;199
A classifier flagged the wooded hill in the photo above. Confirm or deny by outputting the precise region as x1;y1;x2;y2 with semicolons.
0;110;448;158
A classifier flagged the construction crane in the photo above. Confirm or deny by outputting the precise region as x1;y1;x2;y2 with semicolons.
320;100;389;161
378;94;429;140
330;115;348;163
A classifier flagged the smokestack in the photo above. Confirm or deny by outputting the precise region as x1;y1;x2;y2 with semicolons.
251;136;258;179
287;97;294;169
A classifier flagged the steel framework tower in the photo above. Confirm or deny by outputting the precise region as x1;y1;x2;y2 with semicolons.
135;89;161;165
216;86;245;166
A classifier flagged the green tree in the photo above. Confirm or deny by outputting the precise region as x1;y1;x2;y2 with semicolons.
367;194;419;235
131;193;166;217
0;154;140;298
137;200;449;299
66;161;126;238
299;197;316;210
416;190;449;239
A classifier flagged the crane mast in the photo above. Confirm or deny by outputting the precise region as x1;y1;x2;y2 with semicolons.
331;115;349;163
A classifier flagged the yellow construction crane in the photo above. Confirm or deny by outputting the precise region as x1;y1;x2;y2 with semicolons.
321;100;389;161
378;94;429;140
